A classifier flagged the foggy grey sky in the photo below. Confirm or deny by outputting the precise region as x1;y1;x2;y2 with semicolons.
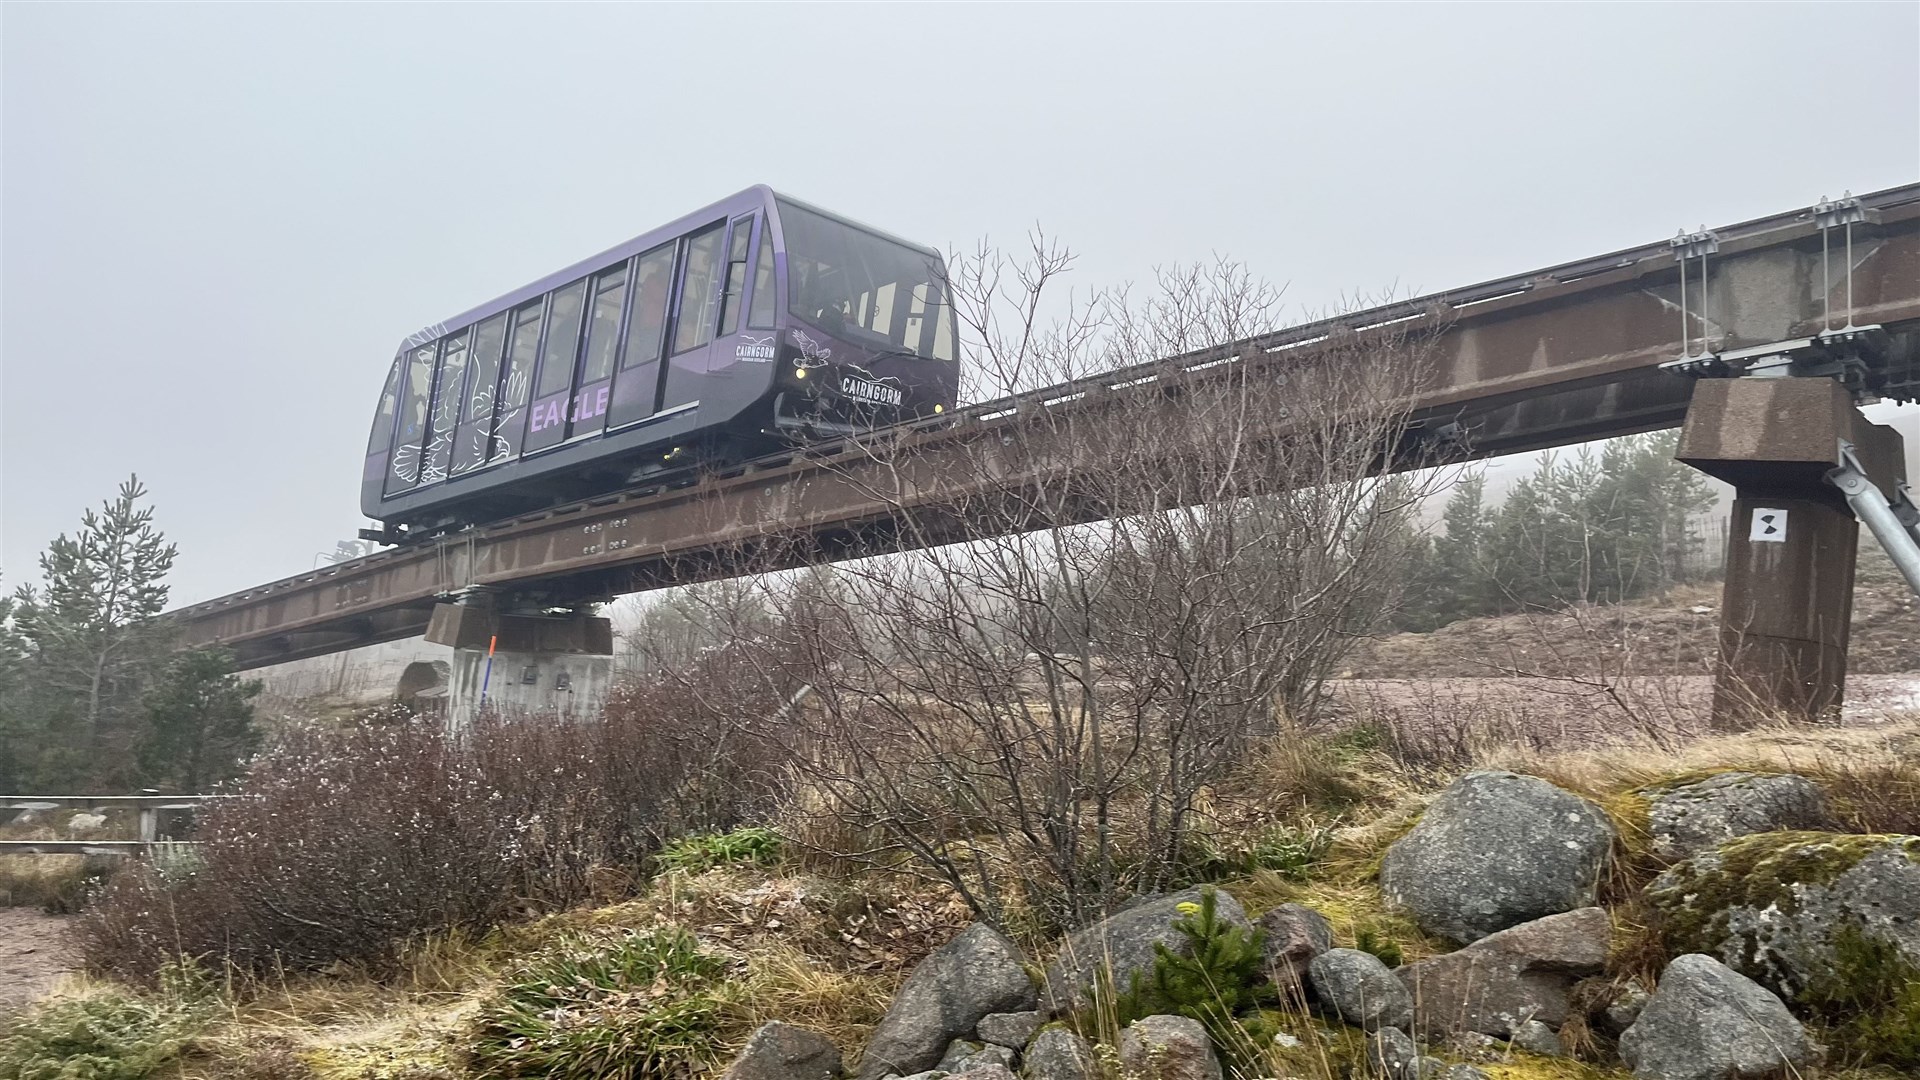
3;3;1917;606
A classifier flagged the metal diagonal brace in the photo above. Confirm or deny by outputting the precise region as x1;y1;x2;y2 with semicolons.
1894;482;1920;547
1825;440;1920;596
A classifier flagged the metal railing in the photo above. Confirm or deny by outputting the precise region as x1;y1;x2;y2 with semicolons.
0;795;229;856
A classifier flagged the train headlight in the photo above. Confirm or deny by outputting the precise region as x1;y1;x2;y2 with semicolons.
934;404;945;414
793;366;807;380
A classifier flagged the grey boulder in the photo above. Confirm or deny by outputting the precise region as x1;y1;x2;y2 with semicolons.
1381;770;1617;944
935;1040;980;1071
723;1021;844;1079
941;1042;1014;1074
1509;1019;1565;1057
1604;983;1651;1034
1308;947;1413;1032
1395;906;1610;1037
857;924;1036;1080
1022;1027;1096;1080
1041;887;1249;1013
1618;954;1814;1080
974;1010;1042;1049
1644;831;1920;1002
1258;902;1333;992
1118;1014;1222;1080
1645;772;1833;860
949;1067;1015;1080
1367;1026;1420;1080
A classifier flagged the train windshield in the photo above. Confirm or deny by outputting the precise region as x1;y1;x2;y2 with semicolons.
778;198;956;361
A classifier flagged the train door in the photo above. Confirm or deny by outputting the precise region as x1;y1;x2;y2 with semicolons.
449;313;509;477
523;279;589;455
418;329;469;485
606;243;676;429
485;299;545;464
659;221;726;412
548;262;625;443
711;214;761;371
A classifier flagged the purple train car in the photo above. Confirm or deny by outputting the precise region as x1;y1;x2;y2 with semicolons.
361;187;959;541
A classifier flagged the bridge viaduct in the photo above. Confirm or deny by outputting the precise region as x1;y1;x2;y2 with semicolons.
174;184;1920;726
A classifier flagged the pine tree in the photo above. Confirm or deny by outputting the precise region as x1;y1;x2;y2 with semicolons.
1117;886;1271;1051
1419;473;1495;626
11;476;178;789
1479;433;1716;613
139;648;262;793
0;579;31;791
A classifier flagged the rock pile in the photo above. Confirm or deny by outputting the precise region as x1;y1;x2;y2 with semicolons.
715;766;1912;1080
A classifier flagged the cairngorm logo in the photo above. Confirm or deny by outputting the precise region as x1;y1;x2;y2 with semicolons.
841;376;904;406
734;335;776;362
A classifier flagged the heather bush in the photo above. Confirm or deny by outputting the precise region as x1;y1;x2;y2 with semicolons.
0;961;217;1079
654;826;782;875
465;927;739;1080
78;674;790;982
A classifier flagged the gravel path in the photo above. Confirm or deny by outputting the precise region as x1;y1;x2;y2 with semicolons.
0;907;73;1020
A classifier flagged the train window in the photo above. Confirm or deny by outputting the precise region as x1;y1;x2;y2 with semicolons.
904;281;958;363
419;331;468;484
430;332;469;436
934;291;956;362
581;266;627;384
384;343;437;493
777;198;952;360
747;225;776;329
499;303;542;411
464;313;508;424
623;245;674;370
672;223;724;354
536;280;587;398
449;314;508;477
367;354;402;454
717;216;754;337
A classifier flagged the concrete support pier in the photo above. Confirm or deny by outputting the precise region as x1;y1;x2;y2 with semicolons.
425;602;614;726
1677;378;1905;727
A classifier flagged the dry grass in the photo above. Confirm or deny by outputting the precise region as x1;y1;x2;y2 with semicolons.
734;943;894;1056
0;852;103;911
0;812;137;912
1477;717;1920;798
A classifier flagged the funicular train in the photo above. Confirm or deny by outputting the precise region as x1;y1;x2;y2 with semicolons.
361;187;959;542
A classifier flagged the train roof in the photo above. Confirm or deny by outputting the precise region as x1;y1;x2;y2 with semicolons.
395;185;941;353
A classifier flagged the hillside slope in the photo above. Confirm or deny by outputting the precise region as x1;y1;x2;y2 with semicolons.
1348;577;1920;680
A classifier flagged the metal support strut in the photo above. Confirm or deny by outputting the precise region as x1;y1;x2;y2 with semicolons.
1825;440;1920;596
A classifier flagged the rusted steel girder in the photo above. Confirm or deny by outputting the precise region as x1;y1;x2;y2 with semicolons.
176;186;1920;668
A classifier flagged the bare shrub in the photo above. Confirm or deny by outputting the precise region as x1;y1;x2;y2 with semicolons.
656;243;1443;930
78;675;788;982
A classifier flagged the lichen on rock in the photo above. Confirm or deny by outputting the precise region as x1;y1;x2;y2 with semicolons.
1644;830;1920;1005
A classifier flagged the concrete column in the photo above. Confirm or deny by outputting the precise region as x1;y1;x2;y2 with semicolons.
1713;493;1856;724
445;646;612;727
424;604;614;727
1677;377;1905;728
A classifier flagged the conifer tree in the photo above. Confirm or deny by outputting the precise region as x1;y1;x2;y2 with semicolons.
11;476;178;788
1118;886;1271;1050
0;579;31;791
139;647;262;792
